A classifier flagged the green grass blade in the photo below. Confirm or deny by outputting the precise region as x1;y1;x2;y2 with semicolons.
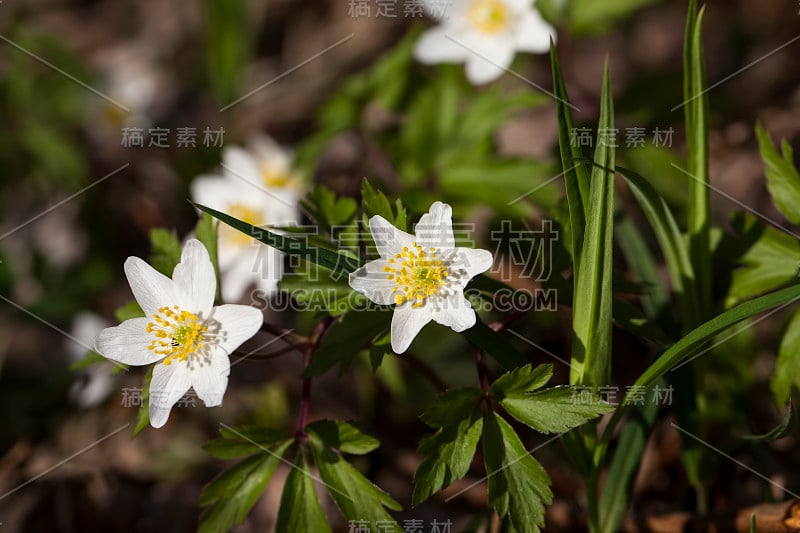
550;41;590;263
684;0;710;321
570;60;615;386
194;202;363;275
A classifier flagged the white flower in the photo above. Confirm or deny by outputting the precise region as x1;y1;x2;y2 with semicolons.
413;0;556;85
94;239;263;428
67;312;116;409
349;202;493;354
191;135;302;302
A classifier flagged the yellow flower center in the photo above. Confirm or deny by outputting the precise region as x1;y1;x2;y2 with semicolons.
222;203;262;247
262;165;291;188
384;243;450;308
146;306;207;365
467;0;510;34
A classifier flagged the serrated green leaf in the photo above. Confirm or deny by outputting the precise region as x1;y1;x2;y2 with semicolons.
305;310;391;376
483;411;553;533
499;385;614;434
199;439;292;533
362;179;397;227
491;364;553;399
276;451;332;533
148;228;183;276
310;436;402;531
413;401;483;506
369;333;391;371
114;300;145;322
729;222;800;304
302;185;359;234
757;124;800;225
204;426;291;459
307;420;380;455
773;308;800;405
420;388;483;428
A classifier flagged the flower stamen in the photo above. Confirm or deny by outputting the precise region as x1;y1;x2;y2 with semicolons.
467;0;511;34
146;306;207;365
385;243;450;308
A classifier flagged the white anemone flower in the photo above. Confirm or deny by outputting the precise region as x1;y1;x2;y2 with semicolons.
349;202;493;354
413;0;556;85
191;135;302;302
95;239;263;428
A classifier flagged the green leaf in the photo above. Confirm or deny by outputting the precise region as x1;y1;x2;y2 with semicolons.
490;364;553;398
550;41;589;266
412;393;483;506
148;228;183;276
304;310;391;376
741;402;794;442
114;300;144;322
498;385;614;434
133;365;154;436
69;350;106;371
729;223;800;304
627;283;800;400
276;451;332;533
773;308;800;405
461;320;528;371
204;426;291;459
598;399;660;533
310;435;402;531
199;440;292;533
369;333;391;371
684;0;711;321
195;202;362;276
483;411;553;533
619;164;699;328
756;122;800;225
205;0;249;103
302;185;359;234
306;420;380;455
362;179;406;231
570;60;615;387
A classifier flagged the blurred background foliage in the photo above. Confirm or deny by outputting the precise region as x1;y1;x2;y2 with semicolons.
0;0;799;531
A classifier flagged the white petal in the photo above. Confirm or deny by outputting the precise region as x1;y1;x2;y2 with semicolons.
222;146;262;187
149;361;192;428
173;239;217;314
369;216;416;258
432;295;477;332
465;42;514;85
220;256;258;302
457;247;495;280
190;352;229;407
514;10;556;52
415;201;455;249
209;304;264;357
94;318;162;366
251;245;284;294
349;259;398;305
190;175;252;211
413;26;470;65
249;135;292;173
390;303;434;354
124;257;176;316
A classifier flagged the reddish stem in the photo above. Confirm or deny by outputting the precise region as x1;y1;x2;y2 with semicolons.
295;316;334;440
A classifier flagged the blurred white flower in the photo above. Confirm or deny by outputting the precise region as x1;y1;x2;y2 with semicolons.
349;202;493;354
94;239;263;428
191;135;302;302
67;312;116;409
413;0;556;85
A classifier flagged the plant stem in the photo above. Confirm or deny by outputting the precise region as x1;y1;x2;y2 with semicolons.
261;322;308;344
231;343;309;360
475;346;491;402
294;316;334;440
